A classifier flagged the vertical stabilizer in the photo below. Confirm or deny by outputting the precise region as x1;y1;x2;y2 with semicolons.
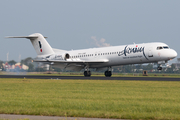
29;33;54;56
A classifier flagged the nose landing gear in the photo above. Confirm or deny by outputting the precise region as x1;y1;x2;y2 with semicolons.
157;66;162;70
104;67;112;77
157;61;166;71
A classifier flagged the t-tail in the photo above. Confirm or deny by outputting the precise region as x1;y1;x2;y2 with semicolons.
6;33;54;57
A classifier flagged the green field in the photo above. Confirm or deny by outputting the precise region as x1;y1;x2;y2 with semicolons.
0;78;180;119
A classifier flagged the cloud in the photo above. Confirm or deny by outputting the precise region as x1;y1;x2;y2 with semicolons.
91;36;111;47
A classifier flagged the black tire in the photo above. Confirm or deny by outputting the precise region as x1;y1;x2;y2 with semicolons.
84;71;91;77
104;71;112;77
157;67;162;70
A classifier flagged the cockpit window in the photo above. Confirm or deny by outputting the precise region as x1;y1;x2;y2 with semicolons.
157;46;163;50
157;46;169;50
163;46;169;49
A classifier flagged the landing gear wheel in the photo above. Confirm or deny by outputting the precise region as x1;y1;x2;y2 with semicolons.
157;67;162;70
104;71;112;77
84;71;91;77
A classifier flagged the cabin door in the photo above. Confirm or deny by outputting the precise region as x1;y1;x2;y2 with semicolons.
148;47;153;58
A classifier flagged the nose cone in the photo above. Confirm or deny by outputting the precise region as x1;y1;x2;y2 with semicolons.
158;49;177;60
169;49;177;59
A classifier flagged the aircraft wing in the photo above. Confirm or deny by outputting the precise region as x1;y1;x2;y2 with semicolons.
33;59;109;71
33;59;109;64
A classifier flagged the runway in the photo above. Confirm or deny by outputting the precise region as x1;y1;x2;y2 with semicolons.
0;75;180;81
0;114;123;120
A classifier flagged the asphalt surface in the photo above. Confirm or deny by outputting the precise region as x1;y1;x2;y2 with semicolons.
0;114;125;120
0;75;180;81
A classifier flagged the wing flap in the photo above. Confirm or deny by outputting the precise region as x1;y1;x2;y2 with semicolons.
33;59;109;64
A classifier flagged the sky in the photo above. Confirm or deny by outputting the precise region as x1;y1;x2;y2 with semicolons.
0;0;180;63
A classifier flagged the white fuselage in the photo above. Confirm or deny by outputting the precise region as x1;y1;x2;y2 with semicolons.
51;42;177;69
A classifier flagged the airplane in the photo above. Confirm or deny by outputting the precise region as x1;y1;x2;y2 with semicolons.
7;33;177;77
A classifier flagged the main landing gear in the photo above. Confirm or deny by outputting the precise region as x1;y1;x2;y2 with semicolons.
104;67;112;77
84;65;91;77
104;71;112;77
84;66;112;77
84;71;91;77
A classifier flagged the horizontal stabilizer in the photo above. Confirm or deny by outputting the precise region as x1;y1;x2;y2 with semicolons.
6;36;47;39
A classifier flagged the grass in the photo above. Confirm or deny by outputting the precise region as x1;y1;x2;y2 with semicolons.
0;78;180;119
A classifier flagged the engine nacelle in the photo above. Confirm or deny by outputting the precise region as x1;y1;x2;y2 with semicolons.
54;53;70;60
64;53;70;60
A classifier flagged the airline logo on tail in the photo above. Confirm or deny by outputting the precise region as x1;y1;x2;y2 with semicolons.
38;41;42;52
